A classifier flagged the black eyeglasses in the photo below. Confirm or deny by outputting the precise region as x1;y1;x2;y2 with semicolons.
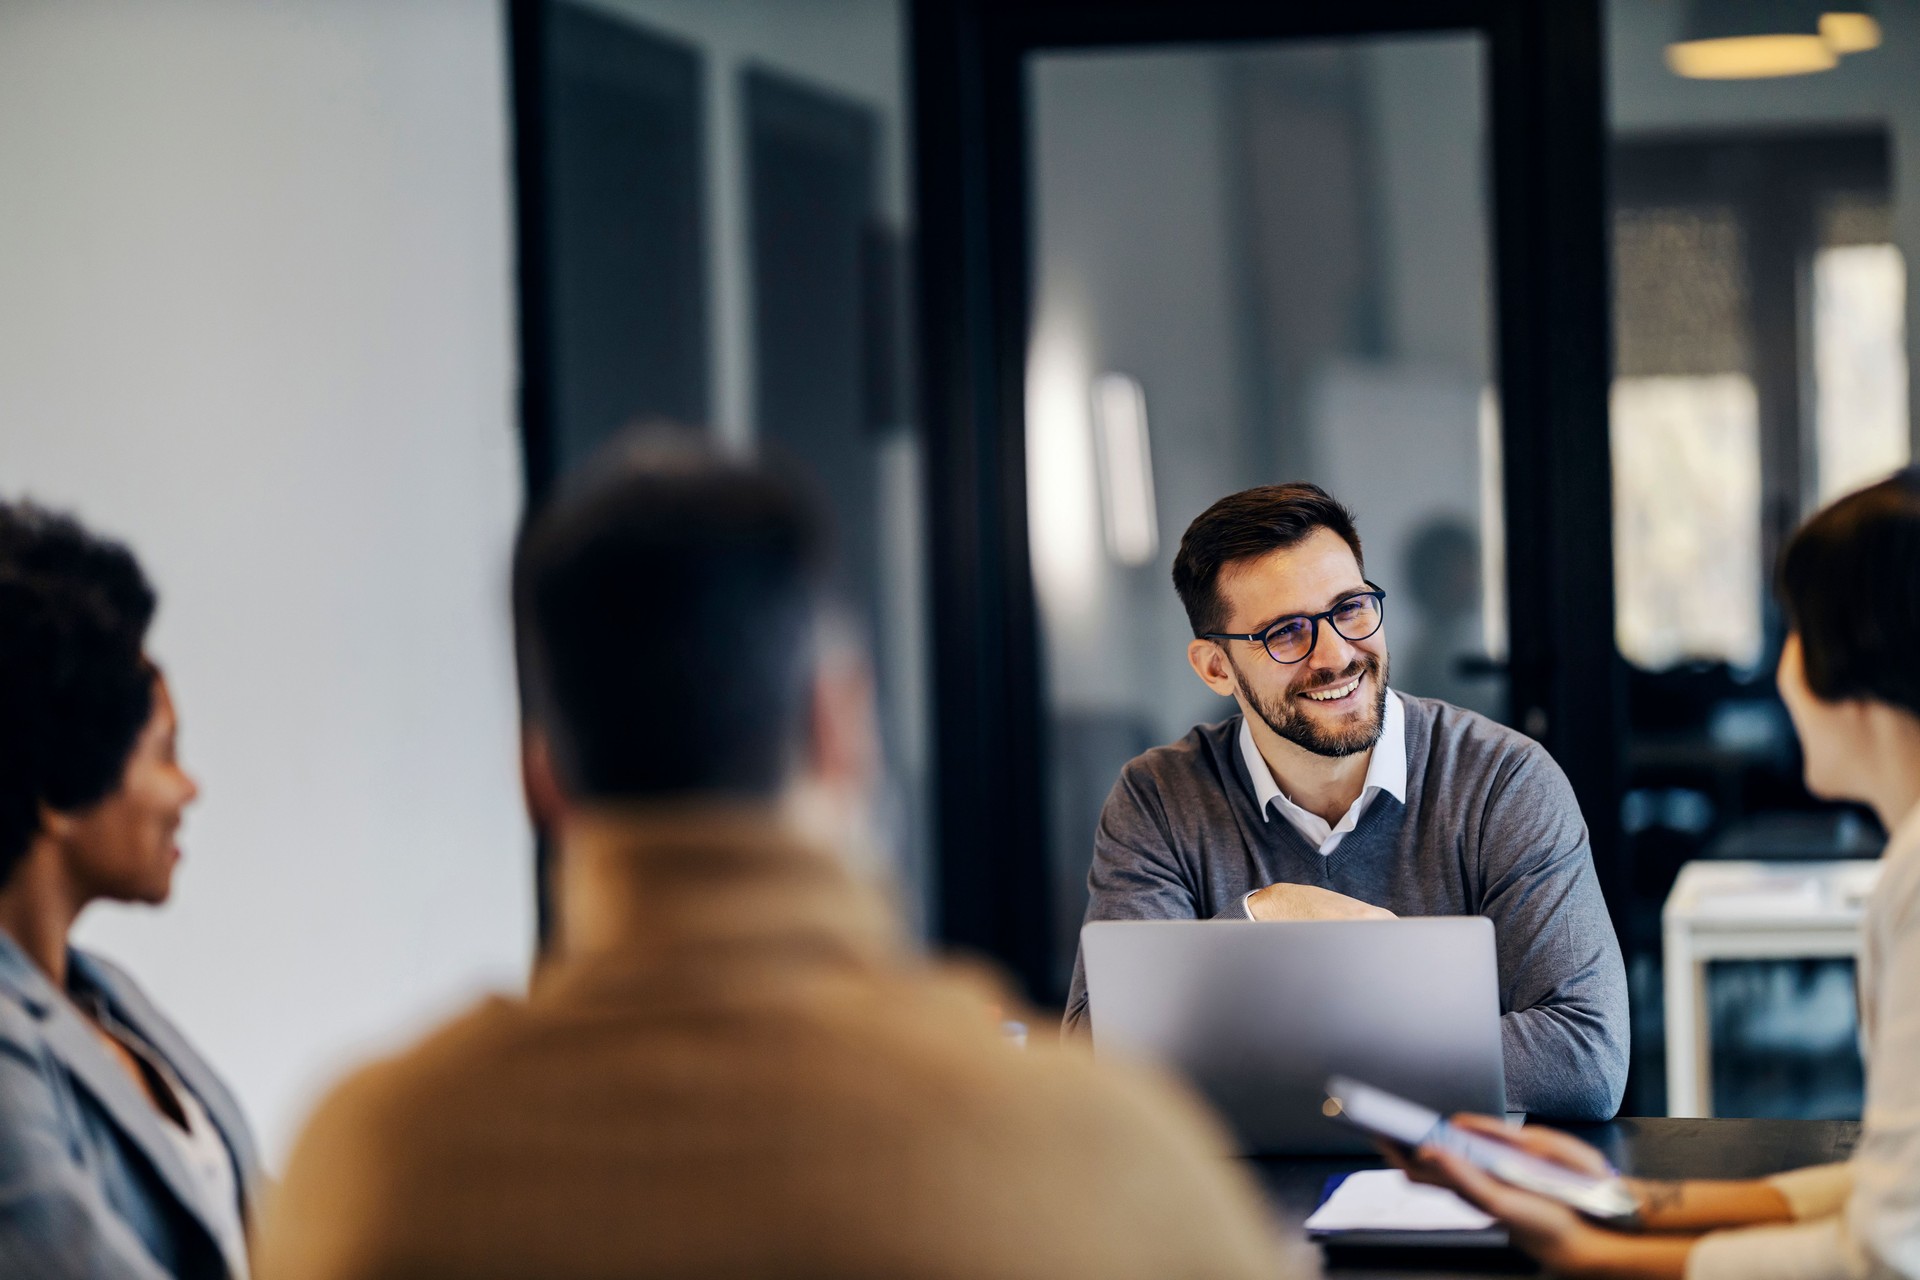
1201;583;1387;665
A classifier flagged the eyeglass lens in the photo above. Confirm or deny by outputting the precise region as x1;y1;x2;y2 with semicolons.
1264;595;1383;664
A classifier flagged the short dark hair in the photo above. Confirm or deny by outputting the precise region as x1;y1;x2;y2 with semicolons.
1172;483;1365;636
1778;467;1920;719
511;428;832;800
0;502;158;885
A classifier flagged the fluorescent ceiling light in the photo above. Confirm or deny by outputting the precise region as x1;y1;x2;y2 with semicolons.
1668;0;1839;78
1667;35;1836;77
1820;10;1882;53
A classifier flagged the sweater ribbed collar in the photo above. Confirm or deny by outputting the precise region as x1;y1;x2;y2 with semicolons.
1237;689;1407;839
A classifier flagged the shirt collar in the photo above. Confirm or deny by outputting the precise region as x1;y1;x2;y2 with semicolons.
1238;688;1407;821
543;800;901;974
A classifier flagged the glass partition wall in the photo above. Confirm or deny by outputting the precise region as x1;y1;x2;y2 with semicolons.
513;0;933;935
514;0;1919;1121
1026;35;1506;995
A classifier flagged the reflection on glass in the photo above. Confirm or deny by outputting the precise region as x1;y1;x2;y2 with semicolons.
1092;373;1160;568
1397;514;1496;717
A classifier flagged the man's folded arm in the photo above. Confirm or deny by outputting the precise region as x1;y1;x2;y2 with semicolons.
1063;767;1227;1035
1478;745;1631;1121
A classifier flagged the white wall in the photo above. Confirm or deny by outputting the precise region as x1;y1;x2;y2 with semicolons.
0;0;532;1166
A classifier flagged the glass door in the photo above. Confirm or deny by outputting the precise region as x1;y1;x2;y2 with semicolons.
1025;34;1507;994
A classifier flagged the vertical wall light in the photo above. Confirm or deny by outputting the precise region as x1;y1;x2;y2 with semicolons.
1091;373;1159;567
1477;386;1508;663
1026;316;1102;619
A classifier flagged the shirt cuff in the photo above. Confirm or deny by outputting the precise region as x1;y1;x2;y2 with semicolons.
1243;891;1258;921
1766;1163;1852;1221
1685;1217;1854;1280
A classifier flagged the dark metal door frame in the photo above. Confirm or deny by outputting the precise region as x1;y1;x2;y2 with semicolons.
911;0;1624;998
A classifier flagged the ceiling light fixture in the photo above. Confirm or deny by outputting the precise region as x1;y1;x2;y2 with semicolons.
1667;0;1838;79
1820;6;1883;54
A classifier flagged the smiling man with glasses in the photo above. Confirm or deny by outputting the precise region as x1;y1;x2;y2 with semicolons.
1063;483;1629;1122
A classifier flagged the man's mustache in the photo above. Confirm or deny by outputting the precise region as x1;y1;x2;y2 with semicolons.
1292;656;1376;696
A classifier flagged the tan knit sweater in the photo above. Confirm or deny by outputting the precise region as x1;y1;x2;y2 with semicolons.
255;810;1284;1280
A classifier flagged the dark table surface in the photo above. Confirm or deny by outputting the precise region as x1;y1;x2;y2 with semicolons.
1247;1117;1860;1278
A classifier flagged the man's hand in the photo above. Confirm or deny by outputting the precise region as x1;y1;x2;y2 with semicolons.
1244;882;1396;922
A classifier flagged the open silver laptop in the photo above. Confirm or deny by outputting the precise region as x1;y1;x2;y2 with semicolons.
1081;918;1505;1154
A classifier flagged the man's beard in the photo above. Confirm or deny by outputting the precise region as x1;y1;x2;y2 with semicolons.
1232;650;1390;758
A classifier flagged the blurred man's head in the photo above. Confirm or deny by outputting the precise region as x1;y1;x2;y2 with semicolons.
511;428;870;827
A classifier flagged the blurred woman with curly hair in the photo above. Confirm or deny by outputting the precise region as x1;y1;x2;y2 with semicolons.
0;500;257;1280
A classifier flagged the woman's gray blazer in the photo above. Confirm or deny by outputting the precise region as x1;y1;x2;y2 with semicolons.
0;932;259;1279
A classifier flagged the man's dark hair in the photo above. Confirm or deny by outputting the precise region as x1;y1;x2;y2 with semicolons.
511;428;832;800
1779;467;1920;719
1172;483;1365;636
0;501;158;885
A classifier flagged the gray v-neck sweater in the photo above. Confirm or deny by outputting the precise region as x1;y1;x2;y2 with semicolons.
1064;693;1629;1120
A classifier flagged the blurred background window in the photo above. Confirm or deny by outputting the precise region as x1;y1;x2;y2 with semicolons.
1611;206;1762;671
1608;0;1917;1118
1815;201;1910;505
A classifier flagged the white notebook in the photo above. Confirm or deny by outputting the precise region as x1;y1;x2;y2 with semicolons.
1305;1169;1507;1248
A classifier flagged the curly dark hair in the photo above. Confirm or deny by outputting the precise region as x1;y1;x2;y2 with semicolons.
0;501;158;886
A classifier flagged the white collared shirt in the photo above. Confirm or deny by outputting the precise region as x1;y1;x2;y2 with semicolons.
97;1016;250;1280
1238;690;1406;919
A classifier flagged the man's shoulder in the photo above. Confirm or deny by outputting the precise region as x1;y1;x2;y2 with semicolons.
266;965;1277;1278
1116;716;1242;794
260;995;528;1278
281;994;520;1169
1400;692;1559;783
